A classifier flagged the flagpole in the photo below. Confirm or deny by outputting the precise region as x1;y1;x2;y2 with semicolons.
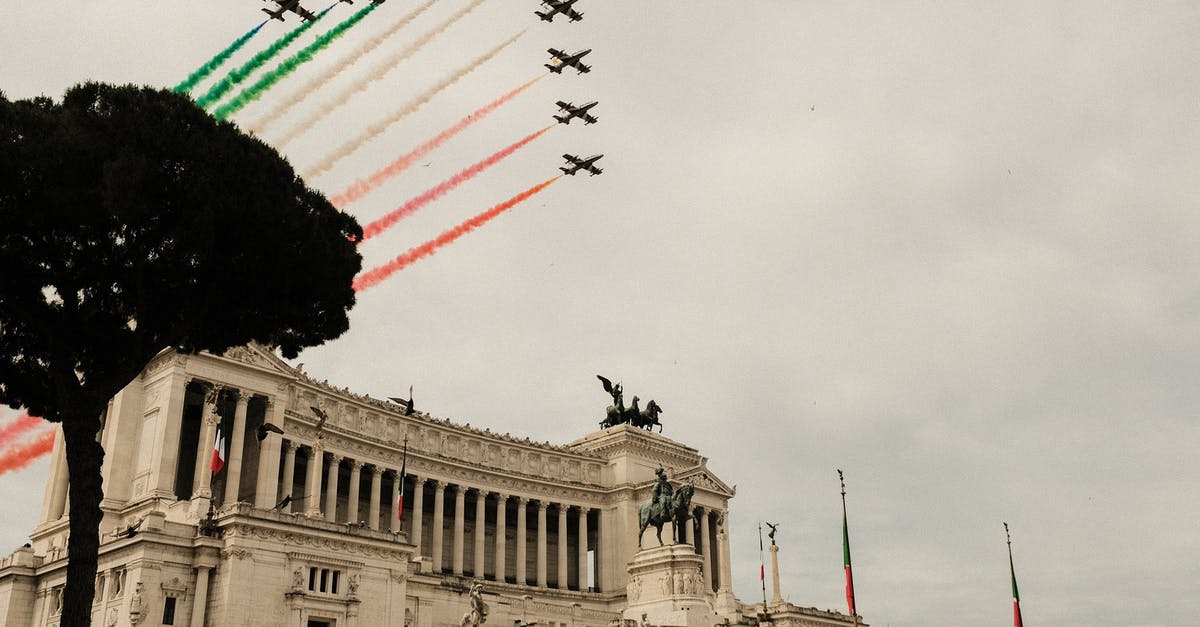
839;470;858;627
758;522;768;613
398;434;409;522
1005;522;1024;627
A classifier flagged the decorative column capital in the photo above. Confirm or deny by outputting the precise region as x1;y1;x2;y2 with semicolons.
492;491;507;501
281;439;295;454
348;459;364;472
232;389;250;405
309;440;324;456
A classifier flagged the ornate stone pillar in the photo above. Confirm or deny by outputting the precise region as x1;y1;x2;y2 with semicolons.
577;507;589;592
254;397;285;509
474;490;486;577
223;391;251;506
325;454;342;523
280;440;297;513
515;497;528;585
412;477;426;553
453;485;466;575
536;500;548;587
718;511;733;592
557;505;569;589
699;508;712;592
494;493;507;583
432;480;446;572
390;470;402;533
305;442;324;518
192;387;221;500
347;460;363;524
368;466;382;531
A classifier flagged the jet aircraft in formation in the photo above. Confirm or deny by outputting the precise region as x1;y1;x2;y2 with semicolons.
560;154;603;176
262;0;317;22
554;101;598;125
536;0;584;23
545;48;592;74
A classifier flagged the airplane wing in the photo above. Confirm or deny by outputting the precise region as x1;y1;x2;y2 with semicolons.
548;48;566;60
566;8;583;21
582;113;598;124
576;63;591;74
556;100;571;110
298;6;317;20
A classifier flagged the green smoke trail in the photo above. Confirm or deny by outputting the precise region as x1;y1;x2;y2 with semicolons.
172;21;267;94
196;5;335;110
214;2;380;121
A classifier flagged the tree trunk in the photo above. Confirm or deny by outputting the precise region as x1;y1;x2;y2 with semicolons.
59;408;106;627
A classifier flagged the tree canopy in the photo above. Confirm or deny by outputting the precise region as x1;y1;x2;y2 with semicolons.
0;82;361;625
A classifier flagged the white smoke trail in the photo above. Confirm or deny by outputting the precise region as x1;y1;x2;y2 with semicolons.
301;29;525;180
245;0;439;135
275;0;488;147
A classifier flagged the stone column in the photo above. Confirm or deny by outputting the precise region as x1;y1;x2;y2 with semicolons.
148;369;189;499
347;460;363;524
494;494;507;582
718;511;733;592
305;442;324;518
685;508;697;546
39;426;69;523
280;440;296;512
325;454;342;523
223;391;251;506
254;397;285;509
191;566;212;627
769;543;783;604
536;500;548;587
368;466;382;531
432;480;446;572
453;485;466;575
577;507;589;592
192;387;220;499
474;490;486;577
515;497;528;585
699;509;713;592
390;471;402;533
557;505;569;589
412;478;425;553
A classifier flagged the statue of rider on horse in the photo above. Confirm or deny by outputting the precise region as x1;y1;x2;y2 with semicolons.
638;466;694;548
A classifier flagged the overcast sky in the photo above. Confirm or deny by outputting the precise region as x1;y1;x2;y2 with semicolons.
3;2;1200;625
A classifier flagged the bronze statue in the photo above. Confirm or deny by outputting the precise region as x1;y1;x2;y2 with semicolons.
765;522;779;545
597;375;626;428
638;468;695;547
597;376;665;432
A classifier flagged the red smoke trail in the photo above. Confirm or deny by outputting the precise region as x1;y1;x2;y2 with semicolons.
0;428;55;477
359;125;552;242
0;413;41;450
331;75;545;208
353;177;560;292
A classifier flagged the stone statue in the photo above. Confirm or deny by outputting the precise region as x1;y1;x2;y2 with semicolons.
292;568;305;591
638;474;695;548
347;573;359;597
460;581;489;627
128;582;145;625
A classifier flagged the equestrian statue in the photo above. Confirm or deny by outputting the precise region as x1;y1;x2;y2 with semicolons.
596;375;665;432
637;466;695;548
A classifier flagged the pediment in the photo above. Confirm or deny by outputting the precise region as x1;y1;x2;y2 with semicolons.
217;342;299;376
676;468;735;497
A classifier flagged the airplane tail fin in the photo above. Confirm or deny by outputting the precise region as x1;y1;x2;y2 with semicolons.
560;167;573;175
535;11;553;21
544;64;562;73
553;115;568;124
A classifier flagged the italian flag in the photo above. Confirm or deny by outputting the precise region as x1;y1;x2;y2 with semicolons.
1009;542;1024;627
843;506;856;617
210;425;225;474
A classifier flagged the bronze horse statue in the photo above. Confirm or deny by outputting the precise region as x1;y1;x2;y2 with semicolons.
638;482;694;548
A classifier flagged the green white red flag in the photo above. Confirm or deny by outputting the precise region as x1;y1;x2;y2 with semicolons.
839;470;857;618
1006;523;1024;627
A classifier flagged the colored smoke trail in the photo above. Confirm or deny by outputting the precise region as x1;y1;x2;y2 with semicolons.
353;177;560;292
196;6;333;110
172;21;267;94
302;29;526;179
214;2;380;121
274;0;487;147
246;0;438;135
331;75;544;208
0;413;41;451
360;125;551;241
0;428;55;477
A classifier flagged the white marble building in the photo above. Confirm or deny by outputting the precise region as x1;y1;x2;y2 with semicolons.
0;344;861;627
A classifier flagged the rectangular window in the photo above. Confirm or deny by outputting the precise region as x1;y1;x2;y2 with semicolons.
331;570;340;595
162;597;177;625
320;568;329;593
309;567;317;591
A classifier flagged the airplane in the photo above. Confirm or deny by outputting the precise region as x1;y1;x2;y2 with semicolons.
536;0;583;22
262;0;317;22
545;48;592;74
554;100;598;125
560;153;603;176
